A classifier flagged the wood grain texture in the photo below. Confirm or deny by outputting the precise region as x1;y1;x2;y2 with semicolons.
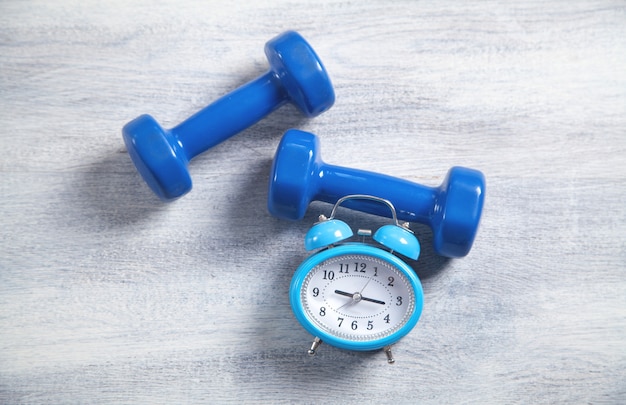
1;0;625;403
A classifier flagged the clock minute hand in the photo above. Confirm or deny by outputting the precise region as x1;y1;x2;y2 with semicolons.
334;290;386;305
360;296;386;305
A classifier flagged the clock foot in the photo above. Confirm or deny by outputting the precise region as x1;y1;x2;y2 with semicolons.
384;346;395;364
308;337;323;356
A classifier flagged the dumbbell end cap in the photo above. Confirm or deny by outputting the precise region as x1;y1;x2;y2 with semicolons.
434;167;486;258
265;31;335;118
122;114;192;201
268;129;320;220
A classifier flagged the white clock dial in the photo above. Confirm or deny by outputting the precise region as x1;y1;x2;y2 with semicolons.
300;254;416;342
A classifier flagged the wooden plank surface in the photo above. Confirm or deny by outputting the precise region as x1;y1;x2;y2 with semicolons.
1;0;625;403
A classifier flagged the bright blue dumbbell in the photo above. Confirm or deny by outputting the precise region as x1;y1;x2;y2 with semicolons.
123;31;335;201
268;129;486;258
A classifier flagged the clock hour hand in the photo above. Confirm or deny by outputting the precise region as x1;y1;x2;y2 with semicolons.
334;290;355;298
334;290;386;305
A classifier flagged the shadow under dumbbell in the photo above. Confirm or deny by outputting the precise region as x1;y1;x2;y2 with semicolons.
216;153;309;244
404;223;451;281
68;148;168;231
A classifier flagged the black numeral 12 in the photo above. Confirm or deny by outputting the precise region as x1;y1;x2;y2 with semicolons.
339;263;366;273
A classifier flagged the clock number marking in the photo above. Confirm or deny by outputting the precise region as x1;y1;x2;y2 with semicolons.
367;320;373;330
323;270;335;280
337;317;344;327
374;267;378;277
384;314;391;323
312;287;319;297
388;276;395;287
396;296;403;306
320;307;326;316
339;263;367;273
351;320;358;330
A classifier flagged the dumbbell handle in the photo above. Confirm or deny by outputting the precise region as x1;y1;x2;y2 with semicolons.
315;163;437;224
173;72;285;160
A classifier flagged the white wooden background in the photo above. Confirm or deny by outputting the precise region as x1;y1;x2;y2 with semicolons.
1;0;625;403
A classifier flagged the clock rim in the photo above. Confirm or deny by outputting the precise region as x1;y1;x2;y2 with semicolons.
289;243;424;352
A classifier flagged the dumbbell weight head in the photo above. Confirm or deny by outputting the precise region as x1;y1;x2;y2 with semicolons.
268;129;485;258
265;31;335;117
123;31;334;201
428;166;485;258
123;114;191;200
268;130;322;220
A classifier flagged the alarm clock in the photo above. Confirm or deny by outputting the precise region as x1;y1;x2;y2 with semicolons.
289;194;424;363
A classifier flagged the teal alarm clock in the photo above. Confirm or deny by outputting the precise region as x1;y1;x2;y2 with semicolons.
289;195;424;363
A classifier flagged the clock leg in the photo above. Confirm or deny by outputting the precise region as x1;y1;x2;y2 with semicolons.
384;346;395;364
308;337;323;356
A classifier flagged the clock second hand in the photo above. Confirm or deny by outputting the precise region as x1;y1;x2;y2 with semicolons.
359;274;375;295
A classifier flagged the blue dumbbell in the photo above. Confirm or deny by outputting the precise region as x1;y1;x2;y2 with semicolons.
123;31;335;201
268;129;486;258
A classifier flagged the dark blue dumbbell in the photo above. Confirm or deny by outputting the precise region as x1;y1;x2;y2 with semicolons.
123;31;335;201
268;129;486;258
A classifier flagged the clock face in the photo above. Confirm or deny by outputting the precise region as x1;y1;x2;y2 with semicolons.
291;245;423;351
